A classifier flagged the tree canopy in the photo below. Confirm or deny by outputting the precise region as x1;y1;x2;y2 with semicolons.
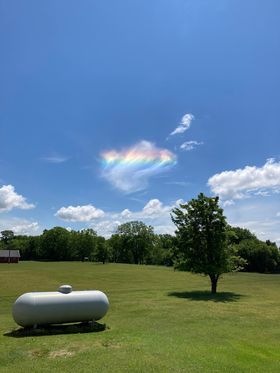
0;230;15;245
113;221;155;264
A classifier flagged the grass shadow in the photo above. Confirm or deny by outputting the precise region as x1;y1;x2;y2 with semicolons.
4;321;107;338
168;290;244;303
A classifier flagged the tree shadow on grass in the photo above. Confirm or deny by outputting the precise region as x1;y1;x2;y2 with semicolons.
4;321;107;338
168;290;244;303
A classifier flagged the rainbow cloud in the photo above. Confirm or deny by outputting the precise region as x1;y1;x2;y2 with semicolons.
101;141;177;192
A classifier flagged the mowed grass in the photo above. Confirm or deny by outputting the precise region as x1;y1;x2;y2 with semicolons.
0;262;280;373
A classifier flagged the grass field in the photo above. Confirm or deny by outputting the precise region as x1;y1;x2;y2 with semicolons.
0;262;280;372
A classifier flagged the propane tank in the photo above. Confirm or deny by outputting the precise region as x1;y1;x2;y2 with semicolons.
12;285;109;327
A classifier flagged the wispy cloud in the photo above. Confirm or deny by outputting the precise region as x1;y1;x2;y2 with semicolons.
180;140;203;151
164;181;190;187
169;113;194;136
41;154;69;163
100;140;177;193
0;185;35;212
208;158;280;201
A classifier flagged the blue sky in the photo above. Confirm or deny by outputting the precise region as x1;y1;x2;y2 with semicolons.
0;0;280;243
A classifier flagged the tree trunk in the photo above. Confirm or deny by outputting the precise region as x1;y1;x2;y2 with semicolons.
209;274;219;294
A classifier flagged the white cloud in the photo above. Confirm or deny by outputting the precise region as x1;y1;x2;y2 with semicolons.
208;159;280;200
55;205;105;222
101;141;176;193
175;198;187;206
180;140;203;151
152;224;176;235
276;212;280;217
120;209;132;218
0;185;35;212
222;200;235;207
170;113;194;136
0;218;39;235
224;199;280;246
90;220;121;238
55;198;178;237
142;199;170;217
86;198;178;237
55;196;280;245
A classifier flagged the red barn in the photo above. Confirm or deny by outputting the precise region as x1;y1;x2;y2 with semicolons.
0;250;20;263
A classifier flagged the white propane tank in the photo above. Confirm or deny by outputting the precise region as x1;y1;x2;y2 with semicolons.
12;285;109;327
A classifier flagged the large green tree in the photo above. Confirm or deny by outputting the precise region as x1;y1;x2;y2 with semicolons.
113;221;155;264
172;193;241;293
40;227;71;260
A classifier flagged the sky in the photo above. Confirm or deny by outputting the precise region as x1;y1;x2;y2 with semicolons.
0;0;280;244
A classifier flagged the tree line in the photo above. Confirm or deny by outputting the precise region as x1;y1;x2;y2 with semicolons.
1;194;279;276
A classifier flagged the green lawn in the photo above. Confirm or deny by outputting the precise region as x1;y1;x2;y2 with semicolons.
0;262;280;372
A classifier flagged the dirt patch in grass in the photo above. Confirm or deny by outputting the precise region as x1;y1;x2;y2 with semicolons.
49;349;75;358
27;348;50;358
101;341;122;349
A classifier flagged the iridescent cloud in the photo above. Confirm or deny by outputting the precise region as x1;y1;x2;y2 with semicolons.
100;141;176;192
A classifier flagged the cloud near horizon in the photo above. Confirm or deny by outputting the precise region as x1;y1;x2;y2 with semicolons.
100;141;177;193
0;185;35;212
208;158;280;201
55;198;184;238
0;218;39;235
55;204;105;222
89;198;182;237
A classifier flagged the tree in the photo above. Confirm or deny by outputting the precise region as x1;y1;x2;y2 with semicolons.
1;230;15;245
236;239;280;273
78;229;98;261
40;227;71;260
114;221;155;264
226;226;257;245
149;234;178;266
172;193;241;294
94;236;108;264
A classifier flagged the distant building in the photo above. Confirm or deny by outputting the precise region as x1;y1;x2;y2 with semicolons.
0;250;20;263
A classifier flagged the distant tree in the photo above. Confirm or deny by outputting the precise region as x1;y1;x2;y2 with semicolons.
172;193;243;293
1;230;15;245
40;227;71;260
226;226;257;245
25;236;42;260
149;234;178;266
9;235;31;258
114;221;155;264
94;236;109;264
236;239;280;273
78;229;98;261
108;234;127;263
265;240;278;248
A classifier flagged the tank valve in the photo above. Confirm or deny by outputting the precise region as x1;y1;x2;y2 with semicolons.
58;285;72;294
